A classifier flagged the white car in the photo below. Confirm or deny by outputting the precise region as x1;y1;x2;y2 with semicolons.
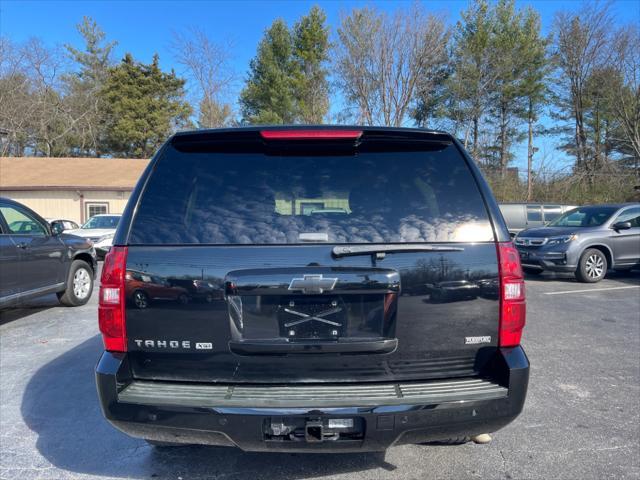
67;214;122;258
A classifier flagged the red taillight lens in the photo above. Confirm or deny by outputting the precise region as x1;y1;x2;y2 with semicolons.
497;242;526;347
260;129;363;140
99;246;128;352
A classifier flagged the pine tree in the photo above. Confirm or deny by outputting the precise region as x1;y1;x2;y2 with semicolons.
519;8;551;200
292;6;330;124
240;19;297;124
64;17;117;156
487;0;529;177
448;0;494;159
66;16;116;85
100;53;192;157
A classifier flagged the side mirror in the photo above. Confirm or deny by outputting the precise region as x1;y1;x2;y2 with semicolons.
612;221;632;231
51;222;65;235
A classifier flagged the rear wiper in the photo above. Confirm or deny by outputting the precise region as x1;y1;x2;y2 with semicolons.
332;244;464;259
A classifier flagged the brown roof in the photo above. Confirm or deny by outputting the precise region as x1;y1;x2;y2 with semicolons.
0;157;150;191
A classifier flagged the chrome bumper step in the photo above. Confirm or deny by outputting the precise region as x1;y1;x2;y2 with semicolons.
118;377;507;409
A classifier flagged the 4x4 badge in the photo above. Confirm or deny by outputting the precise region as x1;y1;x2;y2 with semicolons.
288;274;338;294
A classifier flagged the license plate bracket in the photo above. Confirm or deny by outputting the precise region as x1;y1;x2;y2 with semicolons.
278;297;346;340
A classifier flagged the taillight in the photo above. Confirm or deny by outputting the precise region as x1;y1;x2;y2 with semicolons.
260;129;363;140
99;246;128;352
497;242;526;347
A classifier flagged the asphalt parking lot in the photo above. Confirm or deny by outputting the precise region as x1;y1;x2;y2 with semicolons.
1;268;639;480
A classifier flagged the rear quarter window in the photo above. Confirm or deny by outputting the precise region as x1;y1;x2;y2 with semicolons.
129;143;494;244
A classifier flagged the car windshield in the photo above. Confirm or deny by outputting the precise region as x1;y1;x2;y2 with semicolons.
547;206;617;227
82;215;120;229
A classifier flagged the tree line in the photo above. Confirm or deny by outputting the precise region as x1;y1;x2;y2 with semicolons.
0;1;638;202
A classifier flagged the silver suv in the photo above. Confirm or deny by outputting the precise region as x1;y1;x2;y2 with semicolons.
514;203;640;282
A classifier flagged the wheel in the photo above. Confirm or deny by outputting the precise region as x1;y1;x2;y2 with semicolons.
178;293;189;304
133;290;149;309
58;260;94;306
523;267;543;275
576;248;607;283
420;436;471;446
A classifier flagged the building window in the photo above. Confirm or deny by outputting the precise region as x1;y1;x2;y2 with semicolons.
86;202;109;219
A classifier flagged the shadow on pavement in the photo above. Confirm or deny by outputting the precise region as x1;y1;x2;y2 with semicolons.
0;294;58;326
21;335;394;479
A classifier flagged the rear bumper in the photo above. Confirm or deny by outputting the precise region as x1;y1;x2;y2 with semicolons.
96;347;529;452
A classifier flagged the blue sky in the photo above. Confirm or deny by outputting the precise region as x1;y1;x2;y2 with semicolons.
1;0;639;171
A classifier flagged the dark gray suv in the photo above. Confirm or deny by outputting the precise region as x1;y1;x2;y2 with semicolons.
0;197;98;307
514;203;640;282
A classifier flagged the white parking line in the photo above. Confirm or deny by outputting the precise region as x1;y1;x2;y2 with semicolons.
544;285;640;295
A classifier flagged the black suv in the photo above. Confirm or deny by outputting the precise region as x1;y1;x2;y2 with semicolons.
96;126;529;452
0;197;97;307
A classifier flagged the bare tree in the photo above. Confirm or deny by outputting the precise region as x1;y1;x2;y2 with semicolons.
608;25;640;166
335;5;449;127
553;1;614;173
0;37;31;155
22;38;87;156
171;27;235;128
0;37;87;156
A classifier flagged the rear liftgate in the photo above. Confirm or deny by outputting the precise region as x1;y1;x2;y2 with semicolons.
225;266;398;445
225;266;400;355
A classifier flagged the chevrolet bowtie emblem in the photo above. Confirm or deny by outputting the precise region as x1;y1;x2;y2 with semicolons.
288;274;338;294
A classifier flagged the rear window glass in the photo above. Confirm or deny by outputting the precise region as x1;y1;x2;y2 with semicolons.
129;144;493;244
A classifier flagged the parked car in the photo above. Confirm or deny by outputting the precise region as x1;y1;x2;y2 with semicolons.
96;126;528;451
428;280;480;303
499;203;577;237
67;213;121;258
46;218;80;232
0;197;97;307
515;203;640;282
125;270;189;309
166;278;220;303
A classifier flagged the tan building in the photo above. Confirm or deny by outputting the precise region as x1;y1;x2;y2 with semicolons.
0;157;150;224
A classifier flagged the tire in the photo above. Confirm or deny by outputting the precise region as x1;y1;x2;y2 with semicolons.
576;248;607;283
178;293;189;305
133;290;149;309
421;436;471;446
58;260;94;306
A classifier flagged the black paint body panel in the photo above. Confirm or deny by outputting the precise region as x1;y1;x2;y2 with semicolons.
124;243;501;383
